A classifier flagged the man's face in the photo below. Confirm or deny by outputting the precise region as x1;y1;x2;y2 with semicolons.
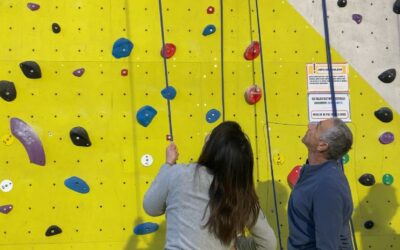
302;119;334;151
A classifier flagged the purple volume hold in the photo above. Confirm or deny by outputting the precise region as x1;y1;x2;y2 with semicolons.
10;118;46;166
0;204;13;214
352;14;362;24
379;132;394;144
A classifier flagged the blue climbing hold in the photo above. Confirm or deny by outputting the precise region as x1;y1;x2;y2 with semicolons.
202;25;216;36
112;38;134;59
137;105;157;127
161;86;177;100
206;109;221;123
64;176;90;194
134;222;159;235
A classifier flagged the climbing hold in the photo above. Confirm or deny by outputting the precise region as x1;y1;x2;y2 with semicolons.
70;127;91;147
352;14;362;24
379;132;394;144
121;69;128;76
64;176;90;194
358;173;375;186
52;23;61;33
45;225;62;236
160;43;176;59
337;0;347;8
207;6;215;14
287;165;301;188
27;3;40;11
0;80;17;102
2;134;14;146
382;173;394;185
364;220;374;229
0;204;13;214
378;68;396;83
141;154;154;167
244;85;262;104
0;180;13;193
161;86;177;100
137;106;157;127
134;222;159;235
166;134;173;141
20;61;42;79
342;153;350;164
374;107;393;123
202;25;216;36
73;68;85;77
112;38;134;59
244;41;260;60
206;109;221;123
394;0;400;14
11;118;45;166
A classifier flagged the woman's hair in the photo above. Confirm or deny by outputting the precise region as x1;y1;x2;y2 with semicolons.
198;121;260;245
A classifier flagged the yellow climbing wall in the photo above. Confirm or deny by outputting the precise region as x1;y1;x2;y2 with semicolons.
0;1;399;250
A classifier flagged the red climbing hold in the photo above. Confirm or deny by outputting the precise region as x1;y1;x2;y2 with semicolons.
244;41;260;60
244;85;262;105
288;165;301;188
161;43;176;59
207;6;215;14
121;69;128;76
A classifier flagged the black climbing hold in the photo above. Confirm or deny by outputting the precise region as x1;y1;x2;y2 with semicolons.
394;0;400;14
358;173;375;186
378;68;396;83
70;127;91;147
45;225;62;236
364;220;374;229
337;0;347;7
19;61;42;79
52;23;61;34
0;81;17;102
374;107;393;123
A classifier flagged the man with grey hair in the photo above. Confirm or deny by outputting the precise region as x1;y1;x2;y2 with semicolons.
288;118;354;250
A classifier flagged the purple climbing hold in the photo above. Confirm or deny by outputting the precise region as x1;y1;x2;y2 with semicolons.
73;68;85;77
0;204;13;214
352;14;362;24
27;3;40;11
10;118;46;166
379;132;394;144
337;0;347;7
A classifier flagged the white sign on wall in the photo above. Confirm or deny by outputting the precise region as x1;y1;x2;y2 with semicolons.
307;63;349;92
308;93;351;122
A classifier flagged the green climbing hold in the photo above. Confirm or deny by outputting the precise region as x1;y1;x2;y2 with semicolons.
342;154;349;164
382;174;394;185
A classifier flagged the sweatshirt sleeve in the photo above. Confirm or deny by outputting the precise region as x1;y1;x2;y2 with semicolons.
143;163;171;216
313;181;346;250
238;210;277;250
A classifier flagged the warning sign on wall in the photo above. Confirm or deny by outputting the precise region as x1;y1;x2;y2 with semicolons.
307;63;349;92
308;93;351;122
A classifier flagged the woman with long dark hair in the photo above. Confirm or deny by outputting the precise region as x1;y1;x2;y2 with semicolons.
144;121;276;249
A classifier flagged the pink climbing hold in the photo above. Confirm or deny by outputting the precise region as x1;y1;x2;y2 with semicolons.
161;43;176;59
73;68;85;77
121;69;128;76
244;41;260;60
244;85;262;105
27;3;40;11
352;14;362;24
207;6;215;14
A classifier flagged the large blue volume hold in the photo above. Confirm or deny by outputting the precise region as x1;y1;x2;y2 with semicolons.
112;38;134;58
64;176;90;194
134;222;159;235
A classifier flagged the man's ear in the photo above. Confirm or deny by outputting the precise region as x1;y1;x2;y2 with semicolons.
317;141;329;152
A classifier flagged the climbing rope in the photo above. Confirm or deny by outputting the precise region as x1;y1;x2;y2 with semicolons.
220;0;226;121
157;0;174;140
321;1;358;249
253;0;283;248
